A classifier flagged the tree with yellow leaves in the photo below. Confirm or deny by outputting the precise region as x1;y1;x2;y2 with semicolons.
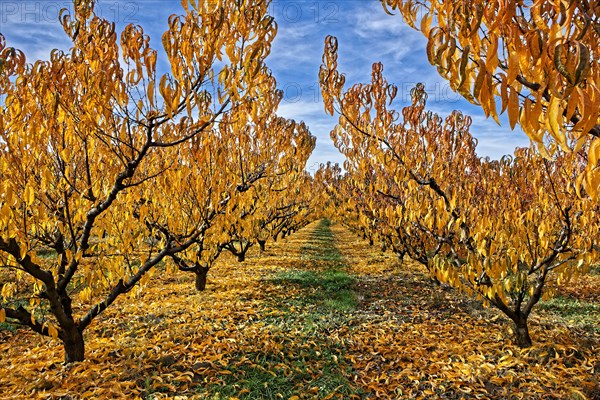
276;171;322;239
320;36;597;347
216;112;315;262
253;168;316;251
378;0;600;196
315;163;379;247
0;0;282;362
147;75;315;289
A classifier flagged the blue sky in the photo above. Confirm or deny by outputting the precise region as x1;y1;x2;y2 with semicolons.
0;0;530;172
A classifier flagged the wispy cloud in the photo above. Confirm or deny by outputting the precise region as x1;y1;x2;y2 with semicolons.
1;16;71;61
469;114;531;159
276;97;339;170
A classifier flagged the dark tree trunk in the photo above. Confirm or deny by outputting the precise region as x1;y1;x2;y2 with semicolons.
258;240;266;252
513;315;532;348
368;237;374;246
63;327;85;363
195;266;209;291
237;253;245;262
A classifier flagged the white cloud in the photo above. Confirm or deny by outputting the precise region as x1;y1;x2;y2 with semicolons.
1;18;71;61
276;98;344;166
469;114;531;159
277;99;324;120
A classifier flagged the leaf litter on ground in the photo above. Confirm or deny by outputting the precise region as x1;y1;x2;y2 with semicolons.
0;220;598;399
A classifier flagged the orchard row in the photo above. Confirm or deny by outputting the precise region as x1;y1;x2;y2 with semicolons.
1;0;598;364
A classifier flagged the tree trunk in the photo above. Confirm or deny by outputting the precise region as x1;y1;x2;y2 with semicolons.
513;315;532;348
195;266;209;291
258;240;266;252
368;237;374;246
237;253;245;262
63;327;85;363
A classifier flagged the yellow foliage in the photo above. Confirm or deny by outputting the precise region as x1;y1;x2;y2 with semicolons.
379;0;600;198
318;35;600;347
0;222;595;399
0;0;314;362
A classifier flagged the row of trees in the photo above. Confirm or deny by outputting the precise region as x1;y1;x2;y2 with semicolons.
1;0;598;364
318;36;598;347
0;0;316;362
378;0;600;196
314;0;599;347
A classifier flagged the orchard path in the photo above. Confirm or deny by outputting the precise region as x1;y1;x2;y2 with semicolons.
0;220;598;399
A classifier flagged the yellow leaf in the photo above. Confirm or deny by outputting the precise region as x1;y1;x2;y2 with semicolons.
0;308;5;323
588;139;600;167
24;185;34;206
508;87;520;130
569;388;587;400
0;204;11;219
547;96;567;150
420;12;432;36
47;323;59;339
148;80;155;107
59;148;70;162
507;49;519;83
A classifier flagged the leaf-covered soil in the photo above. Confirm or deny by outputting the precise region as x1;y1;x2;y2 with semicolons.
0;220;598;399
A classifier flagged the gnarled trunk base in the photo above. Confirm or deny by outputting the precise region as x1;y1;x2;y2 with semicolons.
195;266;210;291
63;328;85;363
514;317;532;348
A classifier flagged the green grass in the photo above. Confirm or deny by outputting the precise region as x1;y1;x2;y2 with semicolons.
299;219;345;265
202;350;361;399
272;269;357;312
274;269;354;293
0;321;16;333
200;219;364;399
272;218;358;313
538;296;600;333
